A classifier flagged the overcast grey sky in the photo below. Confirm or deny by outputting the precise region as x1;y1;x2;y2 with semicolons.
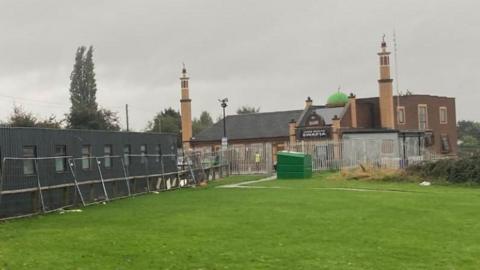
0;0;479;130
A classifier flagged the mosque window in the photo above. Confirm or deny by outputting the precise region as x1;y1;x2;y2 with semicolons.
397;106;406;125
381;139;395;154
440;134;451;153
439;107;448;124
418;105;428;130
23;146;37;175
424;132;434;147
81;145;92;170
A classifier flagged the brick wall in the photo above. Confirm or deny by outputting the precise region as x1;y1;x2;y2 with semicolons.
394;95;457;154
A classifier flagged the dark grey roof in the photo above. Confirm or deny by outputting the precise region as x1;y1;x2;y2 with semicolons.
192;110;303;142
297;105;347;127
313;107;346;125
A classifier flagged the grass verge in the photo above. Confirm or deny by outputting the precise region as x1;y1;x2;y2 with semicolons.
1;173;480;269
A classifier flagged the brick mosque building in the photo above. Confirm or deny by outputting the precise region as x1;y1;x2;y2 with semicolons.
181;39;457;156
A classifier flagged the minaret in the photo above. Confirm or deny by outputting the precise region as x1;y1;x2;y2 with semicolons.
378;36;395;129
180;64;192;150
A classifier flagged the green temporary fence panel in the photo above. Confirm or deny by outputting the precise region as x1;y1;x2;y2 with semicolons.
276;151;312;179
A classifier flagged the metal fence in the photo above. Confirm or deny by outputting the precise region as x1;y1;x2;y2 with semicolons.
284;138;444;171
1;137;449;220
191;139;444;176
0;152;229;220
178;150;230;179
224;144;273;175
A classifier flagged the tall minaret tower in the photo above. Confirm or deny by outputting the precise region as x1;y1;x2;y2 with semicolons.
180;64;192;150
378;36;395;129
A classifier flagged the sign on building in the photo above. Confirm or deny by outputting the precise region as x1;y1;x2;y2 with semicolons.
300;128;329;139
221;137;228;148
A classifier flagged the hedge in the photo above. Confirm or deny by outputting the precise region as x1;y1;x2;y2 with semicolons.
406;154;480;183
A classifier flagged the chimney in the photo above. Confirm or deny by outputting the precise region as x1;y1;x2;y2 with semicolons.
331;115;341;141
348;93;357;128
289;119;297;145
305;96;313;108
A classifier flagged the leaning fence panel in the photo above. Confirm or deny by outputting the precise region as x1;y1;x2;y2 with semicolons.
69;157;109;205
0;157;79;219
179;150;231;183
198;150;230;181
127;155;165;193
94;156;131;200
0;150;230;220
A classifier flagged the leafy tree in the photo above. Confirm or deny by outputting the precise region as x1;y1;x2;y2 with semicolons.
97;109;121;131
147;109;214;146
236;106;260;115
458;120;480;142
66;46;119;131
192;111;213;136
9;105;36;127
457;120;480;157
8;105;63;128
36;115;63;129
147;108;181;133
83;46;98;111
461;135;479;147
146;108;182;146
69;46;86;113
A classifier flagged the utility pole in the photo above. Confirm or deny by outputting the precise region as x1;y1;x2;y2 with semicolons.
393;30;401;107
155;117;161;133
125;104;130;132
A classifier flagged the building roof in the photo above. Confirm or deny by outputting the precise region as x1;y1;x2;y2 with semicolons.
296;105;347;127
313;107;346;125
192;110;303;142
0;126;177;136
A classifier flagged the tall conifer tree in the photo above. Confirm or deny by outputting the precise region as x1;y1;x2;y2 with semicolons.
69;46;86;113
67;46;120;130
84;46;98;111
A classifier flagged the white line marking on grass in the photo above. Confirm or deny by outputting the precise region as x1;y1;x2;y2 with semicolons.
217;176;414;193
311;187;411;193
216;176;277;188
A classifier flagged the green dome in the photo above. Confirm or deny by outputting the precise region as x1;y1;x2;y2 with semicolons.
326;91;349;107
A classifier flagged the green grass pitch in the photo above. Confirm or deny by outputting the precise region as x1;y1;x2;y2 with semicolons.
1;173;480;269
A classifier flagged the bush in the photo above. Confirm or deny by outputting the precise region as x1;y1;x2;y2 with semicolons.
340;166;410;182
406;154;480;184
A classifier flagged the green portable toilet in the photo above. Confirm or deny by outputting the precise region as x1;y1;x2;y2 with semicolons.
276;151;312;179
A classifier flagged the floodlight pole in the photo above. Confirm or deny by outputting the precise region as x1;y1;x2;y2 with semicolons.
125;104;130;132
219;98;228;137
222;105;227;138
219;98;229;150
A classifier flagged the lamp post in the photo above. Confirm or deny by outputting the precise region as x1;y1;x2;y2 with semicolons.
219;98;228;148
